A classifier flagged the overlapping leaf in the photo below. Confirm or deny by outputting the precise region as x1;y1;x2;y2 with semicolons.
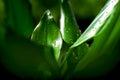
31;10;62;61
74;0;120;78
71;0;119;48
59;0;89;78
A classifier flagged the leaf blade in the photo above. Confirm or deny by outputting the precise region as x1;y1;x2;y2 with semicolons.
74;1;120;77
31;10;62;61
60;0;80;45
71;0;119;48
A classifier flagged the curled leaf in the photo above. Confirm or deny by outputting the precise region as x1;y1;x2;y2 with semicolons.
31;10;62;61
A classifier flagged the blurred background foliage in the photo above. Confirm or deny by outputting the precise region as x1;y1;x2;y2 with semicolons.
0;0;107;31
0;0;5;25
29;0;107;29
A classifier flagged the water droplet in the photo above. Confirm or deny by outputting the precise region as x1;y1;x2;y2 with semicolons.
75;56;78;60
70;40;73;44
86;44;89;47
72;52;75;56
99;20;102;24
105;11;108;14
77;33;80;37
66;30;69;33
53;41;56;46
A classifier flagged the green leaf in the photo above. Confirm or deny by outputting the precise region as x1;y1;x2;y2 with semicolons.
74;0;120;77
31;10;62;61
0;30;59;79
4;0;34;38
59;0;89;77
63;43;89;79
71;0;119;48
60;0;80;45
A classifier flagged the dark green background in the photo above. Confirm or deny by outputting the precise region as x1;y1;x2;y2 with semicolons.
0;0;120;79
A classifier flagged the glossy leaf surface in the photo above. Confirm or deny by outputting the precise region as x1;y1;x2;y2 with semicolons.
60;0;80;45
31;10;62;61
74;1;120;77
71;0;119;48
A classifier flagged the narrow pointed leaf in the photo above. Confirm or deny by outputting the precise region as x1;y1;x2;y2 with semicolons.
59;0;89;76
31;10;62;61
4;0;34;38
60;0;80;45
71;0;119;48
74;1;120;77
